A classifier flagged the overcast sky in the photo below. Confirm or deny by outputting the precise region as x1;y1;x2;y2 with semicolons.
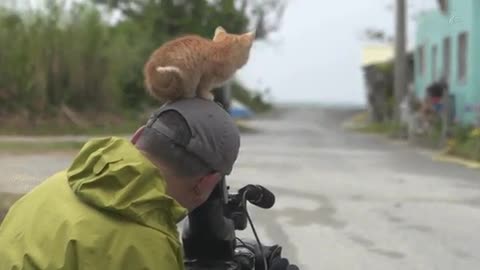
237;0;438;105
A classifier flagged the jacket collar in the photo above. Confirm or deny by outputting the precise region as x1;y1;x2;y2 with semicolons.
67;137;188;237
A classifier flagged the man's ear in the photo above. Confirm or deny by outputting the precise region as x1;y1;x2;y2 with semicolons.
131;125;146;144
194;172;222;203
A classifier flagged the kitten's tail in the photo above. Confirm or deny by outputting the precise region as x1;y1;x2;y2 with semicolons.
145;65;185;102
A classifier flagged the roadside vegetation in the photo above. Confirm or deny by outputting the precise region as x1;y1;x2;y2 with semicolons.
445;126;480;162
351;111;480;163
0;0;284;135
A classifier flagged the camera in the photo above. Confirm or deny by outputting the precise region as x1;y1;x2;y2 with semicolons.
182;178;298;270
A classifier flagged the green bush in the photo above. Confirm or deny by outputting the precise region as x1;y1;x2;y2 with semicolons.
447;126;480;161
0;0;282;130
451;125;473;143
0;2;155;118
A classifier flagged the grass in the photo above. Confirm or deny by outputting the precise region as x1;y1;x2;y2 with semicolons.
349;111;368;124
0;109;260;136
346;111;401;136
446;137;480;162
354;120;404;138
356;122;394;134
0;118;255;153
443;126;480;162
0;117;143;136
349;110;480;166
0;141;86;153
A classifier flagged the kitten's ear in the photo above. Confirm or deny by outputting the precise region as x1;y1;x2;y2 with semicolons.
215;26;226;36
242;31;255;45
213;26;227;41
243;31;255;41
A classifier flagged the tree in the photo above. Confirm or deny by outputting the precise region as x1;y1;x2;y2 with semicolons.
91;0;286;40
363;28;394;43
0;0;286;121
91;0;286;109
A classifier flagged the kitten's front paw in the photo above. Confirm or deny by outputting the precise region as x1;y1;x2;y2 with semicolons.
198;92;214;100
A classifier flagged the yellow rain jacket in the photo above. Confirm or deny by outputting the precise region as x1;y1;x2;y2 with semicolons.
0;137;188;270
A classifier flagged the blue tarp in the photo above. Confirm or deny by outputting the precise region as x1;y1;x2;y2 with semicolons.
229;100;254;119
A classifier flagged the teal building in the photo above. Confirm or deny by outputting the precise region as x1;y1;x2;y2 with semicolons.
415;0;480;124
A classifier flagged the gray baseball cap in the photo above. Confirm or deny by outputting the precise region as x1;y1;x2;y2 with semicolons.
144;98;240;175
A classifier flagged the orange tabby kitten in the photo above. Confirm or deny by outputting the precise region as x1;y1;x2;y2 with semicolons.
144;26;254;101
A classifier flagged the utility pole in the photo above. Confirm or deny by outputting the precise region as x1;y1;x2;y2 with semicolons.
393;0;407;123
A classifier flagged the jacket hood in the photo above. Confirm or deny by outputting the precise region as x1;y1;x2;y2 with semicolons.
66;137;187;236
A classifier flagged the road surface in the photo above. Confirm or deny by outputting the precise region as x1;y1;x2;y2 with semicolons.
1;106;480;270
233;106;480;270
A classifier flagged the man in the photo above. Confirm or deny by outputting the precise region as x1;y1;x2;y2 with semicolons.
0;98;240;269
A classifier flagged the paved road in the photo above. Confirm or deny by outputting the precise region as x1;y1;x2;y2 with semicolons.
231;106;480;270
1;106;480;270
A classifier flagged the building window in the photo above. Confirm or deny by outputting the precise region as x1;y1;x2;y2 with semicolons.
458;32;468;82
443;37;451;81
418;46;425;76
432;45;438;81
438;0;448;14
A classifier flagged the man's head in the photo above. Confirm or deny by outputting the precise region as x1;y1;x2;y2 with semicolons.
132;98;240;211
